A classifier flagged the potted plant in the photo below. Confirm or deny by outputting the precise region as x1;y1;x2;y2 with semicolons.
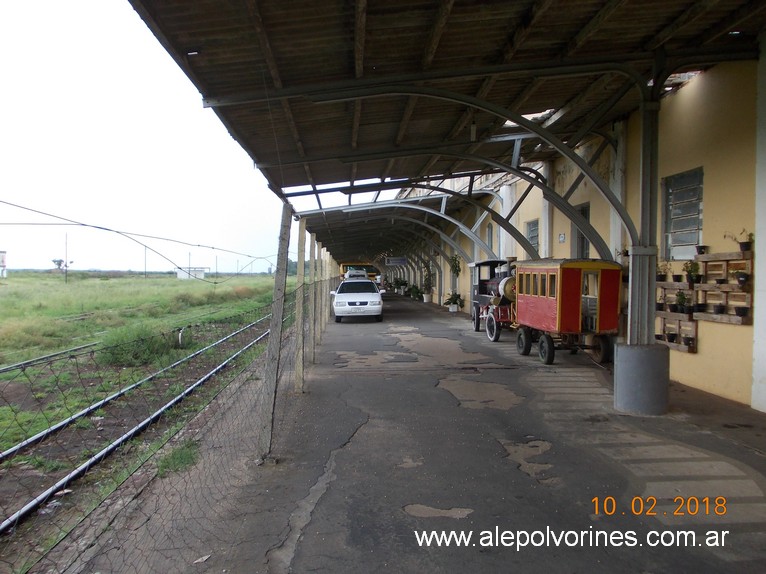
724;228;754;252
695;245;708;255
448;254;462;279
666;332;678;343
422;267;433;303
409;284;422;300
656;261;670;281
729;269;750;287
682;260;702;284
675;291;689;314
682;335;695;347
713;303;726;314
444;292;465;313
734;306;749;318
655;294;665;311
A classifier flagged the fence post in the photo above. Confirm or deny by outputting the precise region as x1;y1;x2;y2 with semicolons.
261;202;292;457
295;218;306;393
308;233;317;364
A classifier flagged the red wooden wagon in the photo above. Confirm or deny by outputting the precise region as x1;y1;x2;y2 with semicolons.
471;258;623;364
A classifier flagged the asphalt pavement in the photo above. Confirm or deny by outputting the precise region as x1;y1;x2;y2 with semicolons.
42;291;766;574
216;292;766;573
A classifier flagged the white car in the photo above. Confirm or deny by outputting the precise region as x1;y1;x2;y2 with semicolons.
331;279;385;322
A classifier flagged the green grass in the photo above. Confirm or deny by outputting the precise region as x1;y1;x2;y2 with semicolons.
156;439;199;477
0;271;285;364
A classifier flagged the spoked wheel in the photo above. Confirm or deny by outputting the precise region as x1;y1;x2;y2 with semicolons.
538;333;555;365
589;334;612;363
486;313;501;342
472;303;481;332
516;327;532;355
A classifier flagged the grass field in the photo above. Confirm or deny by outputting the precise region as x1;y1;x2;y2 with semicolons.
0;270;286;365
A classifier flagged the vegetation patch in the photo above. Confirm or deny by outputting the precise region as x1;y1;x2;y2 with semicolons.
156;439;199;477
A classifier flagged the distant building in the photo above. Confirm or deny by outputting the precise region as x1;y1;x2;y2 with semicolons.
176;267;208;280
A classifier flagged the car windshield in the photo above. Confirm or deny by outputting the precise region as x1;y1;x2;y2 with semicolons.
338;282;378;294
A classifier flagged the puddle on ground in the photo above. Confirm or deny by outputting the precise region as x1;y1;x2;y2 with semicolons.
403;504;473;519
438;375;524;410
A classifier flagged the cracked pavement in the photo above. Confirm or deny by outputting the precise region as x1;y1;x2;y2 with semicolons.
42;294;766;573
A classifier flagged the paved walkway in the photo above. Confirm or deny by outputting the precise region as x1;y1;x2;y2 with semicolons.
38;294;766;573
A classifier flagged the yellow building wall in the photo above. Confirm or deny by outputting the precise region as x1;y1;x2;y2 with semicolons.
551;142;615;260
628;62;756;404
512;179;545;260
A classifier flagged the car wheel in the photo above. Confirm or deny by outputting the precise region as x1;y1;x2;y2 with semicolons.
375;314;383;322
472;303;481;332
335;316;342;323
516;327;532;355
539;334;555;365
486;313;501;342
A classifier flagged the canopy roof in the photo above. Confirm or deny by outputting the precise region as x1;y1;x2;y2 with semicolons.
128;0;765;263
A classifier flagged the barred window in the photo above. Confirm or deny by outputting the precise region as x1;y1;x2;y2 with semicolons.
663;167;703;260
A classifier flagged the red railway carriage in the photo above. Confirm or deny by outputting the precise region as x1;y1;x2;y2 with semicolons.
471;258;623;364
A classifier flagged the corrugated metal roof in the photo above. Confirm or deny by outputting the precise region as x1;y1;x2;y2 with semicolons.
127;0;765;263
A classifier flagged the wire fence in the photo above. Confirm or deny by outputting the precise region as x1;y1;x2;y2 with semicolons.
0;276;336;573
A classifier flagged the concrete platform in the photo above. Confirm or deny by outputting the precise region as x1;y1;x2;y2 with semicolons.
44;293;766;573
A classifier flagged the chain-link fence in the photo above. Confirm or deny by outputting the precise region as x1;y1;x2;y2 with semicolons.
0;275;336;573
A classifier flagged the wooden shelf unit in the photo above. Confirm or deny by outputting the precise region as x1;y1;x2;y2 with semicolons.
655;284;697;353
693;251;753;322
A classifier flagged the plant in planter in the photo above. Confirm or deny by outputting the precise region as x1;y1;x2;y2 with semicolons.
422;266;433;302
682;335;695;347
734;306;749;318
408;285;422;300
675;291;689;314
729;269;750;287
655;294;665;311
443;291;465;312
713;303;727;314
682;260;702;284
656;261;670;281
724;228;754;252
695;245;708;255
666;333;678;343
448;254;462;279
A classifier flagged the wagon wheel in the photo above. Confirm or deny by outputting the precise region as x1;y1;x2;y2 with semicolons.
516;327;532;355
538;334;555;365
472;303;481;332
589;335;612;363
486;313;501;342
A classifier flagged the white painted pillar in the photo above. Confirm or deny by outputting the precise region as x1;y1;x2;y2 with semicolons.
540;162;553;257
499;184;513;258
751;34;766;412
609;121;627;256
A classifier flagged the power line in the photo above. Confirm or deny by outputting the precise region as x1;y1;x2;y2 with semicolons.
0;199;281;284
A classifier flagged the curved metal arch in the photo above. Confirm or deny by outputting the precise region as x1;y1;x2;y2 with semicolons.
311;85;639;247
432;152;612;260
409;183;541;258
341;202;497;259
353;214;473;263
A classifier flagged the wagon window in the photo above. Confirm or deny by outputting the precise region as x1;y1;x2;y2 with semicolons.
548;274;557;298
531;273;538;296
540;274;547;297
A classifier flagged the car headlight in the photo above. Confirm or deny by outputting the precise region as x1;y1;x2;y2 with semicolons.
369;300;382;306
334;301;347;307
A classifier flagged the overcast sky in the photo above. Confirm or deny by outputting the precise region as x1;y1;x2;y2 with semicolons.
0;1;290;274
